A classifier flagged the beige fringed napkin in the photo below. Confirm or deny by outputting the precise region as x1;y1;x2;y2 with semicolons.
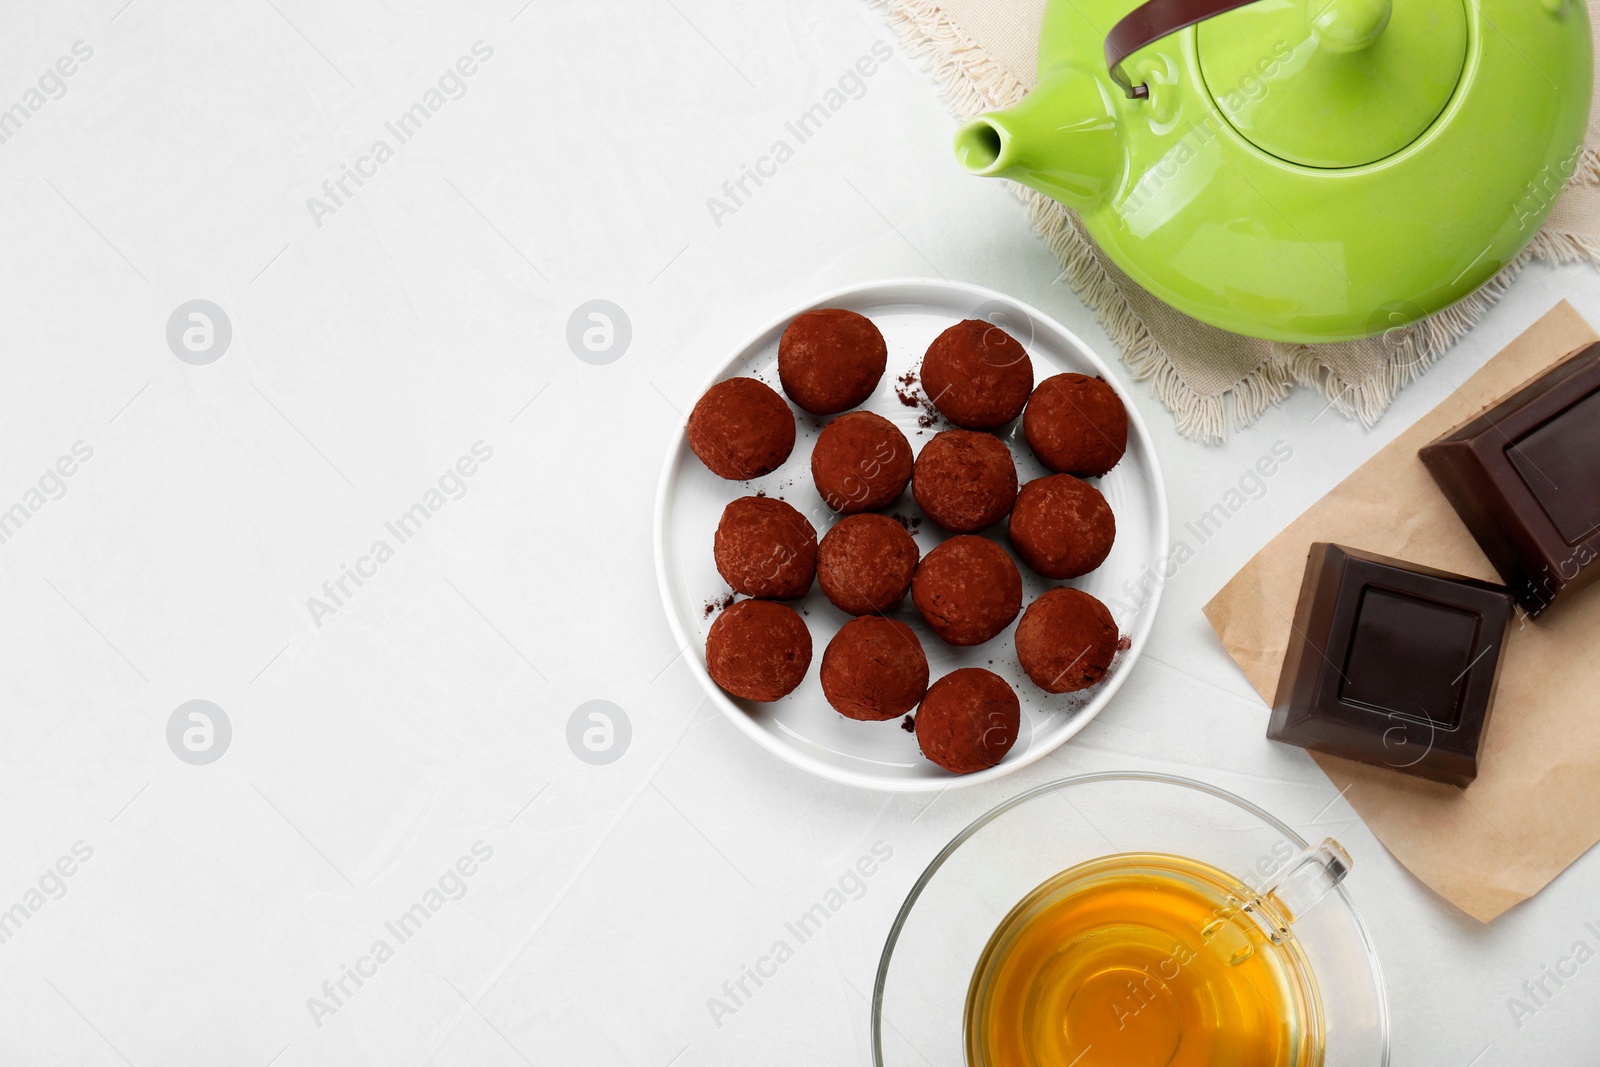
875;0;1600;440
1206;303;1600;922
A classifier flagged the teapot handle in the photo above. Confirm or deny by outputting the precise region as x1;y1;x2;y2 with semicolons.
1105;0;1266;98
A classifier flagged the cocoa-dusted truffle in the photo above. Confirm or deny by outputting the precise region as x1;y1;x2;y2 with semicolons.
778;308;887;415
1015;587;1119;694
687;377;796;480
915;668;1020;774
1024;373;1128;477
714;496;817;600
921;320;1034;429
912;429;1018;533
705;599;812;702
812;411;913;514
1008;475;1115;579
817;514;919;615
911;535;1022;646
821;617;929;720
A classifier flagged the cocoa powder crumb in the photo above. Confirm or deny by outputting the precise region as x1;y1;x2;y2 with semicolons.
1116;634;1132;652
894;368;942;428
901;714;915;732
703;593;735;619
895;369;921;407
1058;693;1092;715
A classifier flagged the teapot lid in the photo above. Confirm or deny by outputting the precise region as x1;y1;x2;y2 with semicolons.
1195;0;1467;169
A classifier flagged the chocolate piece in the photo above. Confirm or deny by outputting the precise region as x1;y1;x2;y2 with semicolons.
1015;587;1119;694
820;616;930;720
811;411;913;513
1023;373;1128;477
778;308;887;415
912;429;1018;533
921;320;1034;429
915;667;1020;774
911;535;1023;646
713;496;817;600
1008;475;1116;579
705;599;813;702
816;513;919;615
687;377;796;480
1268;543;1514;786
1420;342;1600;614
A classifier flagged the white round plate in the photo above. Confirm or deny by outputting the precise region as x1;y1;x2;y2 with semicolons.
653;278;1168;792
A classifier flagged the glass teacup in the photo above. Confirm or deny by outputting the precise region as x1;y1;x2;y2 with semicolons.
872;772;1388;1067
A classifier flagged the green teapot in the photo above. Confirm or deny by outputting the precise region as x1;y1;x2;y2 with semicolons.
954;0;1592;342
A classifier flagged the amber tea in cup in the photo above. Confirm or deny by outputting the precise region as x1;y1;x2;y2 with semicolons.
965;852;1324;1067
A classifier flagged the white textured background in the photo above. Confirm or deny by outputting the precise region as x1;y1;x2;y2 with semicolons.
1;1;1598;1064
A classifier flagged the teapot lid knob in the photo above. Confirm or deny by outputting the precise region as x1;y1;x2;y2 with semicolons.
1308;0;1392;52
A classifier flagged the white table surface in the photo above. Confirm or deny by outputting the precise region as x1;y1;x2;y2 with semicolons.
2;1;1597;1064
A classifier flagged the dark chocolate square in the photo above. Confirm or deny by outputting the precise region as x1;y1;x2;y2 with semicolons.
1421;341;1600;615
1268;543;1514;787
1338;588;1476;729
1506;385;1600;544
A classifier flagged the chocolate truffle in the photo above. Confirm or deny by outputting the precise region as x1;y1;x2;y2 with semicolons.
816;514;919;615
1015;588;1119;694
915;668;1020;774
1024;373;1128;477
912;429;1018;533
705;599;813;702
912;535;1023;646
921;319;1035;429
778;308;887;415
687;377;796;480
811;411;913;514
1008;475;1116;580
820;616;930;720
714;496;818;600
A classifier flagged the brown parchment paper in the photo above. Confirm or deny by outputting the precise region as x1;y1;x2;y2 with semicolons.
1204;302;1600;923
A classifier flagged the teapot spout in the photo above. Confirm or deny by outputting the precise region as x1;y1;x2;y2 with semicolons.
953;65;1120;211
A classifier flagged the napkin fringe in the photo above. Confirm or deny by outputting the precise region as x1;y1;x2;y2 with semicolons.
1275;225;1600;425
1578;147;1600;186
873;0;1021;116
1524;225;1600;266
1275;260;1528;426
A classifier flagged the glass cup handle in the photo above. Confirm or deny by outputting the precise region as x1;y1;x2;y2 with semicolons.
1258;838;1352;926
